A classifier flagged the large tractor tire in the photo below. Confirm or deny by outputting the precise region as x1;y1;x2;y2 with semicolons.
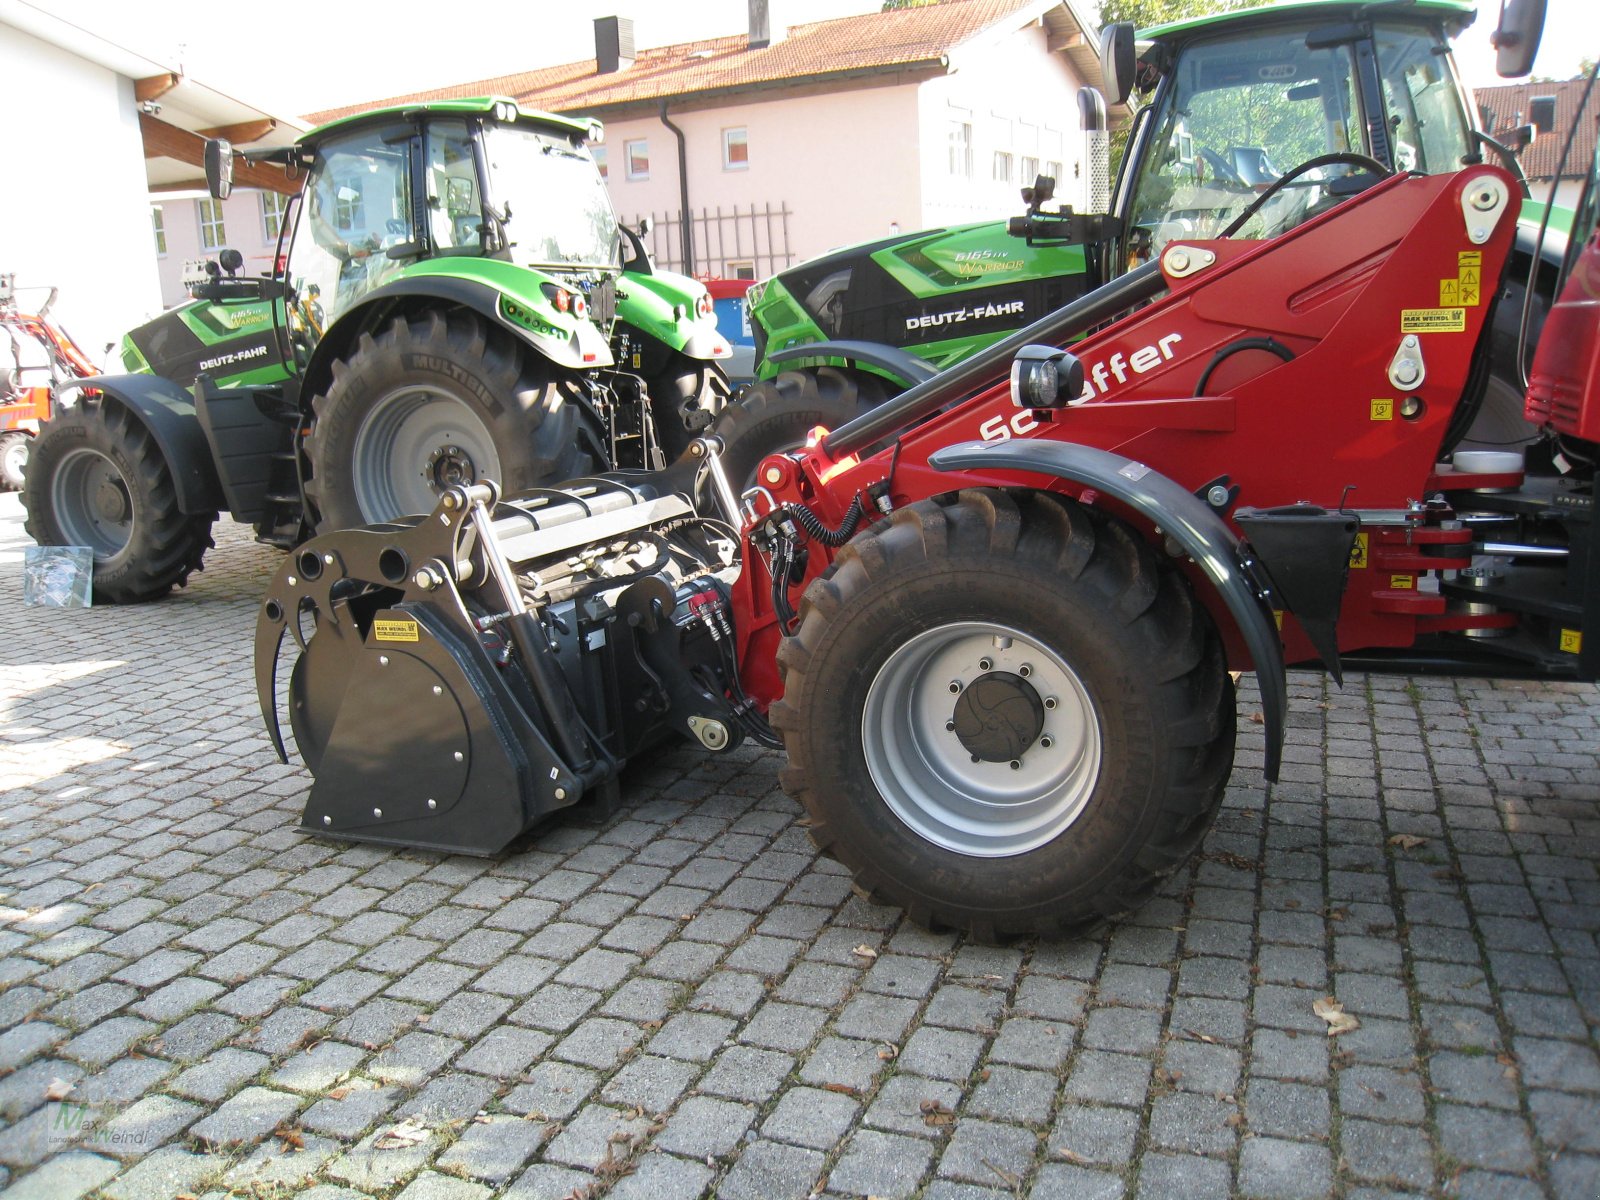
709;366;889;489
21;397;215;603
648;357;731;463
771;489;1236;939
305;310;597;533
0;431;28;491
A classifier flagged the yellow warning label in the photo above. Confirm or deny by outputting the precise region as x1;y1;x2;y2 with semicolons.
1439;279;1459;305
1458;251;1481;268
1272;610;1285;630
1457;266;1481;306
1389;574;1415;590
1370;398;1395;421
1350;533;1369;569
1401;308;1466;333
1560;628;1583;654
374;619;420;642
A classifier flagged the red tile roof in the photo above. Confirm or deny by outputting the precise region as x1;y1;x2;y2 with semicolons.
1474;77;1599;181
310;0;1057;125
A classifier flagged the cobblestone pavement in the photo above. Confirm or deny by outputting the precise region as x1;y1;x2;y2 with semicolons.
0;490;1597;1200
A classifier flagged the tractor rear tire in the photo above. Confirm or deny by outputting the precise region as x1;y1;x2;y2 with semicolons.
771;489;1236;938
709;366;889;490
22;397;215;603
0;431;28;490
649;357;731;463
304;309;597;533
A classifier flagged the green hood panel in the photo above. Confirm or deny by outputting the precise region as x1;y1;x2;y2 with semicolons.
614;269;721;353
877;222;1089;299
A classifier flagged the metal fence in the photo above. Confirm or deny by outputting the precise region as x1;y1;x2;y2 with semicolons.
622;202;794;280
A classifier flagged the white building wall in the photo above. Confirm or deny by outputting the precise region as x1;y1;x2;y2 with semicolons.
0;25;162;363
916;21;1091;231
591;81;925;275
151;189;289;309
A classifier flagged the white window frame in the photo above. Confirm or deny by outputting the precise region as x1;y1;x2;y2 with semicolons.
1021;156;1040;185
196;197;226;249
993;150;1013;184
260;191;289;243
726;259;756;280
152;205;167;256
948;120;973;178
625;139;650;181
722;127;749;171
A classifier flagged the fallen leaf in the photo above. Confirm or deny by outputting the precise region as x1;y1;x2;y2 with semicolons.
273;1125;305;1151
327;1087;351;1101
45;1078;73;1101
1224;1112;1245;1129
877;1044;899;1061
1055;1148;1086;1164
1249;711;1265;725
374;1116;429;1149
1312;996;1361;1037
1185;1029;1218;1045
822;1083;860;1096
920;1099;956;1127
1387;833;1427;850
1327;907;1349;922
984;1159;1021;1187
852;944;879;959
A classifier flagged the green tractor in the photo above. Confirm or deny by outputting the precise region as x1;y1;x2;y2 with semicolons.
23;98;731;602
724;0;1556;483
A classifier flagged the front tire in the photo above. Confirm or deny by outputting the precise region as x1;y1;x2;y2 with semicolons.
21;397;215;603
771;489;1235;938
304;310;597;533
709;366;889;489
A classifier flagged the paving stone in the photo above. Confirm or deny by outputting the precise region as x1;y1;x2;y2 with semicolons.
1064;1050;1154;1109
1338;1117;1434;1189
1135;1152;1233;1200
0;1152;119;1200
434;1116;548;1185
599;1054;699;1113
830;1128;936;1197
541;1102;654;1170
699;1044;794;1102
190;1086;302;1148
655;1095;755;1157
101;1144;226;1200
1148;1092;1238;1156
1337;1065;1426;1123
1031;1163;1127;1199
762;1084;861;1150
717;1138;827;1200
865;1074;964;1139
1245;1078;1331;1140
1050;1105;1139;1165
1239;1137;1334;1200
170;1048;272;1103
1435;1103;1538;1173
301;1083;402;1138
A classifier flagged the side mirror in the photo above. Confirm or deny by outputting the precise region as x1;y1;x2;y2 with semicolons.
205;138;234;200
1100;22;1137;106
1491;0;1546;78
1010;345;1085;410
638;216;654;237
1529;94;1556;134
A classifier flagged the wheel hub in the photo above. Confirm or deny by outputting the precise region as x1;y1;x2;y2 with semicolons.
951;671;1045;762
95;477;131;523
427;444;477;491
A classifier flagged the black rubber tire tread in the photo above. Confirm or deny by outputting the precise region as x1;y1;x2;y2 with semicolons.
0;431;28;491
709;366;890;489
771;488;1235;938
304;309;596;533
648;356;731;462
21;396;215;604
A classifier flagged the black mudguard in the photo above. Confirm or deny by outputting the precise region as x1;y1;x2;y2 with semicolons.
67;375;225;515
927;438;1288;781
766;339;940;388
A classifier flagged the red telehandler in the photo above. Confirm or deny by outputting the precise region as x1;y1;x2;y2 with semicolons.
253;42;1598;939
0;276;99;490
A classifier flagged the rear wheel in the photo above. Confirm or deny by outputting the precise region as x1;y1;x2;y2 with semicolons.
0;431;28;490
21;397;214;603
771;489;1235;938
709;366;889;489
305;309;597;533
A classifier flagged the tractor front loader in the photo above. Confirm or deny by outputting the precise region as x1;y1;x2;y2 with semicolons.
253;89;1600;936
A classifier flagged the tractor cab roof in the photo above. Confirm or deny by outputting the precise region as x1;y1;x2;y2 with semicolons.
1140;0;1477;42
300;97;596;147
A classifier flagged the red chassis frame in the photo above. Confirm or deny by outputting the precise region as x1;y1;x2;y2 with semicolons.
728;167;1523;707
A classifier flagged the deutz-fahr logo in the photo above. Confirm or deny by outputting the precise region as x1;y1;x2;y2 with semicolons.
906;299;1026;331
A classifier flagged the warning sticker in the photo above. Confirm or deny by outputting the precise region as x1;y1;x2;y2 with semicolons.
1349;533;1369;569
374;619;420;642
1439;279;1459;306
1389;574;1415;590
1560;628;1583;654
1458;251;1481;267
1370;399;1394;421
1401;308;1466;333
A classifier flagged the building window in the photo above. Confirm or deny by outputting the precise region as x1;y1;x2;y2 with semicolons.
196;198;226;249
592;145;608;180
152;205;166;255
993;151;1013;183
261;192;289;242
1021;156;1040;184
625;140;650;180
727;260;756;280
333;180;362;231
723;127;749;170
1045;160;1063;183
948;121;973;177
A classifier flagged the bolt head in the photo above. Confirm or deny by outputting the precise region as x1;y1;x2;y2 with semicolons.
324;553;335;565
427;798;437;810
286;576;297;587
322;815;331;826
432;685;442;696
1206;484;1229;507
453;751;464;763
554;787;567;801
378;655;389;666
1168;249;1190;271
764;465;783;485
373;807;383;818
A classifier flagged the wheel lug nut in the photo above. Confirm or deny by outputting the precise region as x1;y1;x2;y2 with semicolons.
949;681;962;694
971;754;981;763
978;657;993;671
1040;736;1054;749
1010;759;1022;770
945;720;956;732
1019;663;1033;677
1044;697;1057;710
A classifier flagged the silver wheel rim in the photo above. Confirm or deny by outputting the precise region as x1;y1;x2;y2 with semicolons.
351;386;501;522
862;621;1102;857
50;446;134;559
2;437;27;482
